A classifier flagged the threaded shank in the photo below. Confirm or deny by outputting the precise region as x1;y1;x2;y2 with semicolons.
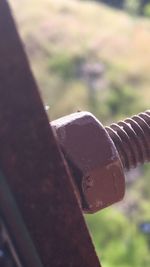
106;110;150;170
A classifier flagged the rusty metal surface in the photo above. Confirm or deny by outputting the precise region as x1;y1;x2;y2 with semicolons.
106;110;150;170
0;1;101;266
52;112;125;213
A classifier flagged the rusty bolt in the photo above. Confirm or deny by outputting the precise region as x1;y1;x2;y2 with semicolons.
51;112;125;213
51;110;150;213
106;110;150;170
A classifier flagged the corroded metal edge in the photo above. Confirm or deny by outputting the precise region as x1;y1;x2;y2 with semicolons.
0;1;101;266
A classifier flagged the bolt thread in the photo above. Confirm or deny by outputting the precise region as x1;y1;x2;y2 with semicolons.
105;110;150;170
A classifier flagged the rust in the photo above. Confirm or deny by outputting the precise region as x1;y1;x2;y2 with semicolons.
52;112;125;213
52;109;150;213
106;110;150;170
0;1;101;266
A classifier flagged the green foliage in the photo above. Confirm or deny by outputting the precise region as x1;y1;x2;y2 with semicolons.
88;0;150;16
144;4;150;16
86;208;150;267
125;164;150;222
47;53;82;80
124;0;141;15
106;84;143;119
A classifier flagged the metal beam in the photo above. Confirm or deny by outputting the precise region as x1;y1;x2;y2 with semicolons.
0;1;101;266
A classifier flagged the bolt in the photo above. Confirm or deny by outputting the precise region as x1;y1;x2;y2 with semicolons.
51;110;150;214
51;112;125;213
106;110;150;170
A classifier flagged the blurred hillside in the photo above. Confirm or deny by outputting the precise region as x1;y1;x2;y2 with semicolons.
9;1;150;266
10;0;150;121
92;0;150;15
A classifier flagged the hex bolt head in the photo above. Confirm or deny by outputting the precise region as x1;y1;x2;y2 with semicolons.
51;112;125;213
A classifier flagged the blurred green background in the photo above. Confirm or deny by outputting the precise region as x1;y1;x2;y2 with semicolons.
10;0;150;266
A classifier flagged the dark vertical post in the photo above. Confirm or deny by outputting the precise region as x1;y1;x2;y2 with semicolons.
0;1;101;266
